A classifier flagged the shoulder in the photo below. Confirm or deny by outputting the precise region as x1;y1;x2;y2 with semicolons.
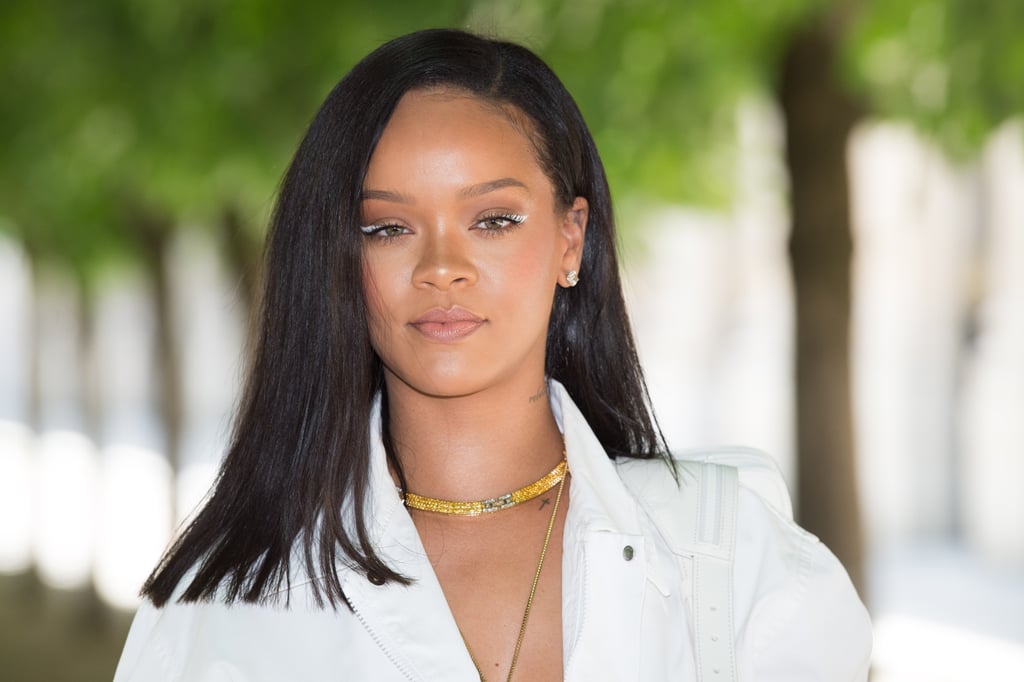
732;485;872;681
113;599;190;682
617;448;873;682
113;573;342;682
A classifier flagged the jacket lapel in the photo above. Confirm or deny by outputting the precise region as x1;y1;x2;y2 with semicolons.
551;381;651;680
562;527;647;681
336;401;479;681
340;514;479;681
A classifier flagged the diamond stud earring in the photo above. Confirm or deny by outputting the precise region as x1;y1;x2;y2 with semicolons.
566;270;580;287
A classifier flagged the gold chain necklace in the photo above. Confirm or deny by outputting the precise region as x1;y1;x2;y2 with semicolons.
464;465;568;682
401;458;567;516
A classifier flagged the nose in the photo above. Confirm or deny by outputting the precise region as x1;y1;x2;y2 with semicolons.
411;230;477;291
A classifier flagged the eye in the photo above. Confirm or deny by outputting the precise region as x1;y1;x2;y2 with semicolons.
474;213;527;233
360;223;410;242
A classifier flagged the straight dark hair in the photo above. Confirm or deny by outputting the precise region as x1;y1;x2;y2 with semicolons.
142;28;668;609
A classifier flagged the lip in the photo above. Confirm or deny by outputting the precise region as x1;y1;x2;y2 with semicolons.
410;307;486;342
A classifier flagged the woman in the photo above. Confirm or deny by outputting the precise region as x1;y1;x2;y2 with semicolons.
114;28;871;681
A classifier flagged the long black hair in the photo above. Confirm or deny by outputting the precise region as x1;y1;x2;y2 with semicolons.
142;28;667;609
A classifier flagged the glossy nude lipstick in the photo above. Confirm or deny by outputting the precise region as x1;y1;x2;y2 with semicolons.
410;307;485;342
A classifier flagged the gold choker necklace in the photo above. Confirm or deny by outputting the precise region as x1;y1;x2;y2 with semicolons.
402;458;568;516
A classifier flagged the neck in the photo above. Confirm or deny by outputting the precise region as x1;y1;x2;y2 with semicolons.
383;373;565;502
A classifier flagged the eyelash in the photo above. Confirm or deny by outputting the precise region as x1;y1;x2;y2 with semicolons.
475;212;527;235
359;223;408;242
359;212;527;242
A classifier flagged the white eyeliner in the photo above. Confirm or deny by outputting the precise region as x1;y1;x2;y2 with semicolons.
361;214;528;233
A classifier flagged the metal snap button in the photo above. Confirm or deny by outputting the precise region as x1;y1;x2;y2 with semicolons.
622;545;635;561
367;572;386;586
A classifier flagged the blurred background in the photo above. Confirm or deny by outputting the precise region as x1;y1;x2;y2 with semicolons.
2;0;1023;680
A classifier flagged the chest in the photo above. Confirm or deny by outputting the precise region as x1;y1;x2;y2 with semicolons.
329;528;692;681
412;500;568;681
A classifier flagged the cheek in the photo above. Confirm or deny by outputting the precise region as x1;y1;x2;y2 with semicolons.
486;239;561;308
530;234;565;281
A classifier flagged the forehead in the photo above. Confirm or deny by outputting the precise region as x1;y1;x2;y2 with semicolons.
363;89;549;193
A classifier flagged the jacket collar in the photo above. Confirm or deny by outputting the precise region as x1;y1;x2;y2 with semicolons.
359;378;645;544
547;379;644;537
334;380;655;680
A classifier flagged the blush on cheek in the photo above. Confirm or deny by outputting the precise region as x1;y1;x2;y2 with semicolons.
490;231;561;281
516;244;561;291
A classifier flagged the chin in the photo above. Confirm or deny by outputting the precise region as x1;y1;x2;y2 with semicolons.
384;366;487;400
384;361;528;401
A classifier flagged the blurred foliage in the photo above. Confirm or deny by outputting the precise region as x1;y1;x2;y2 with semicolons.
0;0;473;276
845;0;1024;158
471;0;829;205
1;0;1022;275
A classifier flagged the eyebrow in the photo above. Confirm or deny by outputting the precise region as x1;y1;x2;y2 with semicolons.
360;177;528;204
360;188;414;204
458;177;528;198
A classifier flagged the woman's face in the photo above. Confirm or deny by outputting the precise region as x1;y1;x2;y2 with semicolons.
360;89;587;400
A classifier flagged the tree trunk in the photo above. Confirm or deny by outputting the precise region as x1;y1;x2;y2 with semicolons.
21;244;46;604
778;20;866;594
73;268;113;626
133;211;184;526
25;244;43;439
76;272;102;446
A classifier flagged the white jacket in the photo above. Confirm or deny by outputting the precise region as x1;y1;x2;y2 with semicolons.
114;382;872;681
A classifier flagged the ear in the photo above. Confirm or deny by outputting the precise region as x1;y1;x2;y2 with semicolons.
558;196;588;288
